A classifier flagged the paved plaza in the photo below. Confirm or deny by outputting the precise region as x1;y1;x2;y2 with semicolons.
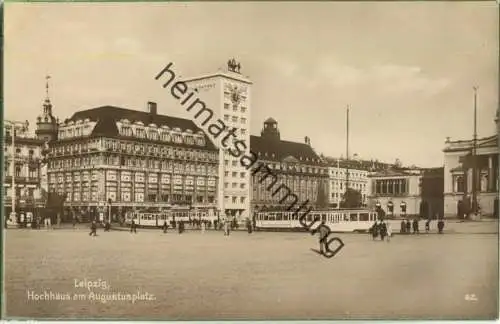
3;222;499;320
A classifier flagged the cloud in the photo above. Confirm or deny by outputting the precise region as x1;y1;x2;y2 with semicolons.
310;60;451;98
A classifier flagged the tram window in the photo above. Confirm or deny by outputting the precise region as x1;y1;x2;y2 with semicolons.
277;213;282;221
359;213;369;221
264;214;269;221
306;214;312;222
321;214;326;222
349;213;358;221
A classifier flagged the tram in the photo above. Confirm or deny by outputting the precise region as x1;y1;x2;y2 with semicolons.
254;208;379;232
124;206;216;228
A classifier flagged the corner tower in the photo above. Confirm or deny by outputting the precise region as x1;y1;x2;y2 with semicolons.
35;76;58;142
182;59;252;223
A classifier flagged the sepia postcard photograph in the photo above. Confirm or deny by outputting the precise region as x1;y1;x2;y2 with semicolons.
2;1;499;321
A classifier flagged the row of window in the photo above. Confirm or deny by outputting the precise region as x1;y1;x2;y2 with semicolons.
223;115;247;124
118;126;206;147
329;170;368;178
374;179;408;195
223;103;247;113
56;190;216;204
224;171;246;178
49;156;218;175
224;159;326;174
52;139;216;161
58;124;93;139
224;195;246;204
4;146;38;157
330;181;367;191
224;182;246;189
4;163;38;178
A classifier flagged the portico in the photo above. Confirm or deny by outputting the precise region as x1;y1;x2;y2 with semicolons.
443;135;498;218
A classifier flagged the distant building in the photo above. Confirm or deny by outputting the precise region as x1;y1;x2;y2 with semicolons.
420;167;444;218
443;135;498;218
45;102;219;221
325;159;369;208
4;123;45;216
367;168;422;217
249;118;329;211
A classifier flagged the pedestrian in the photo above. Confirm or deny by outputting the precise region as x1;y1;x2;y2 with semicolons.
425;219;430;233
89;220;97;236
380;221;387;241
400;220;406;234
412;219;419;234
162;220;168;234
72;214;77;228
318;220;329;254
386;222;392;242
178;221;184;234
371;221;379;240
104;221;111;232
246;218;253;234
201;220;206;234
405;219;411;234
437;219;445;234
223;219;229;236
130;219;137;234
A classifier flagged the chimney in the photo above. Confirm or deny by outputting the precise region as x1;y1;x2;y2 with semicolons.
147;101;157;115
305;136;310;146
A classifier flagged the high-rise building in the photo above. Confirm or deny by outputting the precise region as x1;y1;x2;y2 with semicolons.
182;60;252;222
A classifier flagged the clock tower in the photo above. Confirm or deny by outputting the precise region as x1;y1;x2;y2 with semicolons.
182;60;252;223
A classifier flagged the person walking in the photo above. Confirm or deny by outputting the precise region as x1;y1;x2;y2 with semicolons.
400;220;406;234
104;221;111;232
318;221;329;254
130;219;137;234
201;220;206;234
246;218;253;234
425;219;430;233
371;221;379;240
437;219;445;234
412;218;419;234
386;222;392;242
89;220;97;237
380;221;387;241
162;220;168;234
405;219;411;234
223;219;229;236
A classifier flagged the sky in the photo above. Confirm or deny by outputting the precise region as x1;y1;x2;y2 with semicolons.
4;2;498;167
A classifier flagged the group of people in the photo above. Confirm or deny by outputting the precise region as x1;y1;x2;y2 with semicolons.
400;218;446;234
370;220;392;241
87;217;255;237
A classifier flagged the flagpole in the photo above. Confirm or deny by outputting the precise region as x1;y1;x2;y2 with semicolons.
346;105;350;193
472;86;478;216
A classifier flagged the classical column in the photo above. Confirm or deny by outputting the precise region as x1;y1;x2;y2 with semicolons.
488;155;494;192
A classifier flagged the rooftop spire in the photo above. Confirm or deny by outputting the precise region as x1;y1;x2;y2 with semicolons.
45;75;51;100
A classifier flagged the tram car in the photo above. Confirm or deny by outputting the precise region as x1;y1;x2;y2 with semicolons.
124;206;217;228
254;208;379;232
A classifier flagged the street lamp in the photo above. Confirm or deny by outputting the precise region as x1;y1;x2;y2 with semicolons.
5;119;30;224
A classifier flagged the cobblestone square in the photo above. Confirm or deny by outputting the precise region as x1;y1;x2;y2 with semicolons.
3;224;499;320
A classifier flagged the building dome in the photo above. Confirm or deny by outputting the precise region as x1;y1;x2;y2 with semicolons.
264;117;277;124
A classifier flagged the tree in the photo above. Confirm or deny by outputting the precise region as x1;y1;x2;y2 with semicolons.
340;188;362;209
315;180;329;208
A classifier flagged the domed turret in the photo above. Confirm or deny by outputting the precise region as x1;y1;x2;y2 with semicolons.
35;76;59;142
261;117;280;141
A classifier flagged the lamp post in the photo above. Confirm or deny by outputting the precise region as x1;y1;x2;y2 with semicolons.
5;119;29;223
